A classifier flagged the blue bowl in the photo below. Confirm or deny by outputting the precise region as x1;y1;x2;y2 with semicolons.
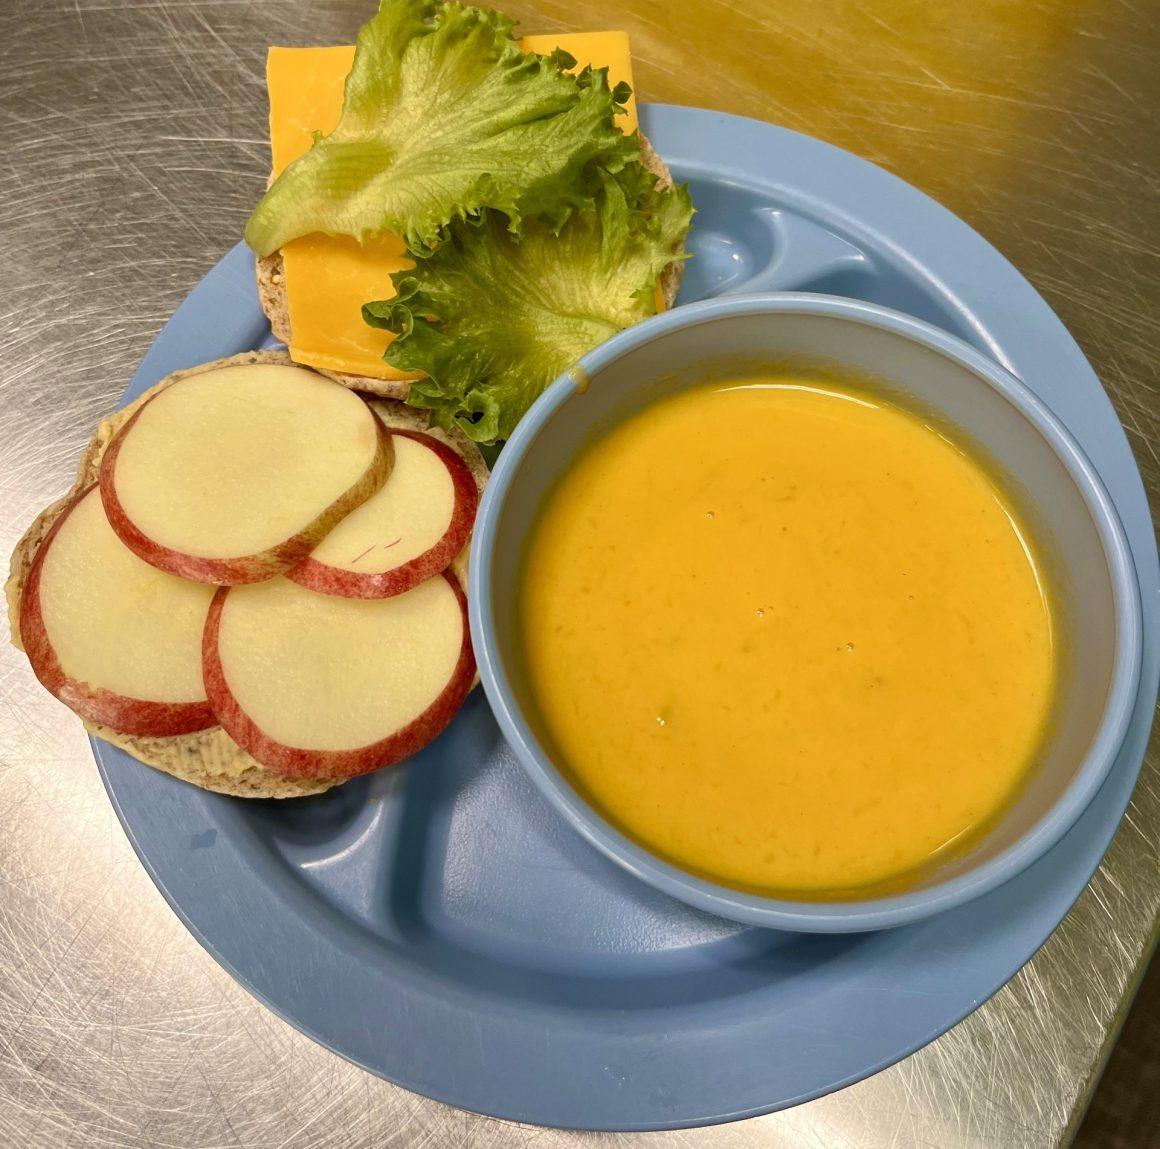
469;294;1143;932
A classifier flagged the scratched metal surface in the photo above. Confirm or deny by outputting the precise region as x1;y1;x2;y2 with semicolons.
0;0;1156;1145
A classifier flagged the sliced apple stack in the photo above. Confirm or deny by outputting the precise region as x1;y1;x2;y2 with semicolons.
100;362;392;584
11;355;486;795
20;486;217;736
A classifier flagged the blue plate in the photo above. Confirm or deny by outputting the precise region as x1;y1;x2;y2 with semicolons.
94;105;1159;1131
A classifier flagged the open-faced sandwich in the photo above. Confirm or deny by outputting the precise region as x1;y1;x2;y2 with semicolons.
7;0;692;797
7;354;487;797
247;0;692;443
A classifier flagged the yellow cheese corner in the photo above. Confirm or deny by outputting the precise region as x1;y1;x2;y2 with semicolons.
267;32;640;381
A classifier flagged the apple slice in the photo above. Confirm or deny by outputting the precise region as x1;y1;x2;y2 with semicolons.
203;573;474;778
100;362;391;584
286;429;478;599
20;486;216;736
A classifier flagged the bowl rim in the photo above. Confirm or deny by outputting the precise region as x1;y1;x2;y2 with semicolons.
468;292;1144;932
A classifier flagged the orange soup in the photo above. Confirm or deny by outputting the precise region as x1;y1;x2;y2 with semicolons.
518;378;1057;897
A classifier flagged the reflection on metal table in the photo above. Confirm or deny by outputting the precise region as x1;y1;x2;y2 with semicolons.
0;1;1156;1146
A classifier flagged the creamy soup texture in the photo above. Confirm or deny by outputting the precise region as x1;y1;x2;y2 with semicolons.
519;378;1057;897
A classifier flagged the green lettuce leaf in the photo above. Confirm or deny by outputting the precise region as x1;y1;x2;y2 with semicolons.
245;0;636;256
363;170;694;443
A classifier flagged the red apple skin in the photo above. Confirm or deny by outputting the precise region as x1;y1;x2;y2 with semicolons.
99;392;393;585
202;571;476;779
20;486;217;737
286;430;479;600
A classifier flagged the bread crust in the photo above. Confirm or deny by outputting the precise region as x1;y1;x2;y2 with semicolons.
6;351;487;798
256;133;686;396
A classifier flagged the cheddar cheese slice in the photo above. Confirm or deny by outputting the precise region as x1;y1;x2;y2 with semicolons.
266;32;639;381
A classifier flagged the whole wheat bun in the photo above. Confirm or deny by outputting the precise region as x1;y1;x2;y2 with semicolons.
6;351;487;799
256;134;686;397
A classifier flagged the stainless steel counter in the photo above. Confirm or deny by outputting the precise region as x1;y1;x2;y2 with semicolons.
1;1;1156;1145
